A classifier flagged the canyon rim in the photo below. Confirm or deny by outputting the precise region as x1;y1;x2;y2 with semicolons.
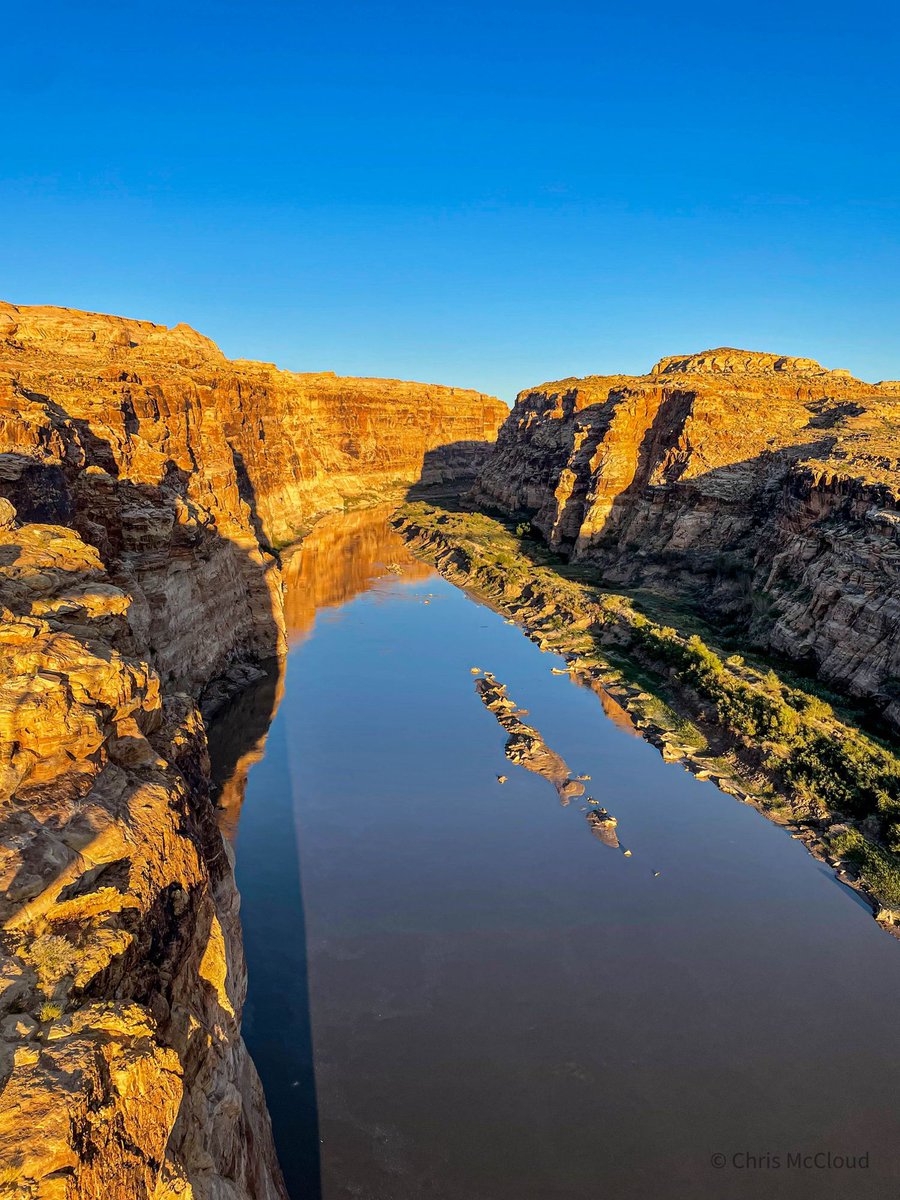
1;302;900;1198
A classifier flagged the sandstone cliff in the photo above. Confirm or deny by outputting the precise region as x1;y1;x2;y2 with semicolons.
475;349;900;729
0;302;506;1198
0;512;286;1200
0;300;506;700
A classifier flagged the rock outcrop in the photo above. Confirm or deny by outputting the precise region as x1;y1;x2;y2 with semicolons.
0;302;507;1198
0;300;507;699
0;511;286;1200
475;349;900;727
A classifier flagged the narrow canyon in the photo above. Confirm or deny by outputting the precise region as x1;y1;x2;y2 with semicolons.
0;301;505;1198
2;304;899;1198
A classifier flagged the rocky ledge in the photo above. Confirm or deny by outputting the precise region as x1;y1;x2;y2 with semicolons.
0;302;507;1198
474;348;900;730
473;673;585;802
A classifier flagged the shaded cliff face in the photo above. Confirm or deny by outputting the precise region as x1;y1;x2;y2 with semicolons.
475;348;900;726
0;300;507;697
0;302;506;1198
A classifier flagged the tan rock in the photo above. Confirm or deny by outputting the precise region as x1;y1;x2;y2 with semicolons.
475;347;900;727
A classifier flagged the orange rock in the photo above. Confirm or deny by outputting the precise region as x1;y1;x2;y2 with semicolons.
476;348;900;726
0;300;506;1199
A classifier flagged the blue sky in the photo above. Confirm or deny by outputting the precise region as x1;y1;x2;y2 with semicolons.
3;0;898;401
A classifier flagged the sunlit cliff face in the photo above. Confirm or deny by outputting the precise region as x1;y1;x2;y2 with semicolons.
473;349;900;729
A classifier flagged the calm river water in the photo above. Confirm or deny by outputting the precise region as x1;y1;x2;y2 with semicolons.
210;507;900;1200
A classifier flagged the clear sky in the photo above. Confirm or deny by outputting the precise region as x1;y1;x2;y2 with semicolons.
3;0;898;402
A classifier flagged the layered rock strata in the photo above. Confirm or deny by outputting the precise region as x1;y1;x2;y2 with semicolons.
475;349;900;727
0;512;286;1199
0;302;506;1198
0;300;506;699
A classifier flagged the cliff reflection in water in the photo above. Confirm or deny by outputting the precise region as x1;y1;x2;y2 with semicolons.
209;664;285;841
211;504;435;838
281;503;433;644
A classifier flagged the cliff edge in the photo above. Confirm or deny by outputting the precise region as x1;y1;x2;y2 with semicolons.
0;302;507;1198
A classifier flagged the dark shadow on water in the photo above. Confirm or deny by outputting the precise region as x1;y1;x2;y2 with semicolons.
230;713;322;1200
207;661;284;842
207;650;326;1200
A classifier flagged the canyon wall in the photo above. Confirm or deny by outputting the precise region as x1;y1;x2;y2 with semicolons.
0;301;506;700
0;302;506;1198
475;349;900;727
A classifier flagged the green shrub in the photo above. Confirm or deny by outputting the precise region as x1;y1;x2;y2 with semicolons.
828;827;900;909
783;732;900;823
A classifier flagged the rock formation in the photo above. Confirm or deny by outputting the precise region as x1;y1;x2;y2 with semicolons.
475;349;900;728
0;301;506;1198
0;300;507;700
474;674;585;802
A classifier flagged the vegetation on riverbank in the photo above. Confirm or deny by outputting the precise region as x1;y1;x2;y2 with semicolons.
394;500;900;924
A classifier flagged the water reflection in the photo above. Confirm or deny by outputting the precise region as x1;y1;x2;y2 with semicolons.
211;504;432;839
281;504;432;643
208;664;284;841
573;669;642;738
211;509;900;1200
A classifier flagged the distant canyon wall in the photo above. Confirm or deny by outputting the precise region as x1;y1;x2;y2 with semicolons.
0;301;506;1199
475;349;900;728
0;300;507;698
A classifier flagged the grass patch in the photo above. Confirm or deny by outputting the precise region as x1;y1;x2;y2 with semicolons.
828;827;900;911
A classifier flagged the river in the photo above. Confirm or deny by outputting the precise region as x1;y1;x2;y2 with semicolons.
209;506;900;1200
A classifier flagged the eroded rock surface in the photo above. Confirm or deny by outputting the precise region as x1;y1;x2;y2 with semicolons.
0;512;286;1199
0;300;506;699
0;302;507;1198
475;349;900;727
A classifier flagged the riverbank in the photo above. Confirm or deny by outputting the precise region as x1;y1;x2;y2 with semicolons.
219;503;900;1200
393;500;900;933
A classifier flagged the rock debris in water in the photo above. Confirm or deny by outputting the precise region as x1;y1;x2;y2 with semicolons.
475;674;585;805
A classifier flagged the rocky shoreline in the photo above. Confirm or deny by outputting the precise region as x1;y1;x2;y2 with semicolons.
394;502;900;938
